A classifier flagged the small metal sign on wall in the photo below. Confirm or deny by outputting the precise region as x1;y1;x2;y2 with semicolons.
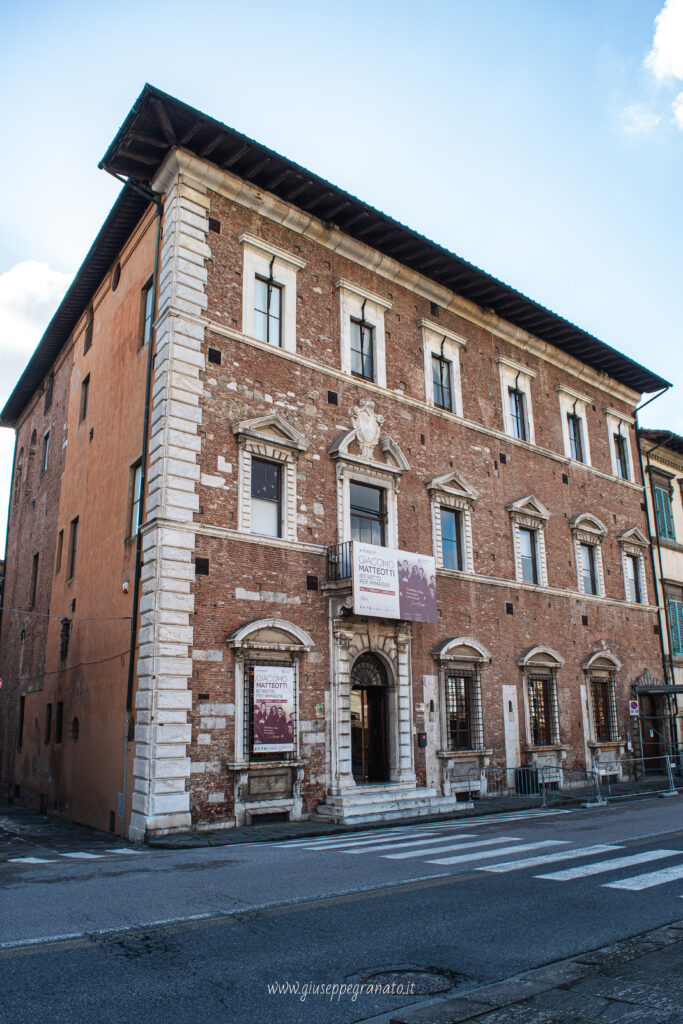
629;699;640;716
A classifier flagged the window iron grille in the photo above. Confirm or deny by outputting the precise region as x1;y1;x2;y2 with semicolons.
327;541;352;582
528;674;559;746
591;676;618;742
445;670;482;750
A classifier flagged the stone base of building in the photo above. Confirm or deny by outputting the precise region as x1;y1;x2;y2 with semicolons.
315;782;472;825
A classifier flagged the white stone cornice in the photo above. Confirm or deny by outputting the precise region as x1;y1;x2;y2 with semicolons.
555;383;591;405
335;278;392;310
418;319;467;348
495;355;537;379
604;406;635;425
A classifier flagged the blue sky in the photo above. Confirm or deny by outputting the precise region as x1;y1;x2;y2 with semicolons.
1;0;682;555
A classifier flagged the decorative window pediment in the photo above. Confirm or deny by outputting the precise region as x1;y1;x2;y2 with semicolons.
507;495;550;526
233;415;306;542
508;497;549;586
619;528;648;604
619;527;649;553
582;650;622;672
570;512;606;543
434;637;492;663
227;617;314;652
570;513;607;597
429;472;477;573
233;414;308;454
518;645;565;669
427;472;479;506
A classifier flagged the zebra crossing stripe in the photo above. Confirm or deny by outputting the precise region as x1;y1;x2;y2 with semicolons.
602;859;683;890
344;834;479;855
538;850;681;882
8;857;58;864
279;828;433;848
427;840;567;866
105;849;143;855
290;830;444;851
385;837;527;861
480;844;622;873
60;852;105;859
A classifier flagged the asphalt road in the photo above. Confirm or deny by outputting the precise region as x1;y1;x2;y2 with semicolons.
2;798;683;1023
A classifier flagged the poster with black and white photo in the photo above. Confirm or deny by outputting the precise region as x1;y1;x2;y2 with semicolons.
352;542;437;622
252;665;295;753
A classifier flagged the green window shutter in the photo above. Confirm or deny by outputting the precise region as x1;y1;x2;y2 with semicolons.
669;599;683;657
655;485;675;541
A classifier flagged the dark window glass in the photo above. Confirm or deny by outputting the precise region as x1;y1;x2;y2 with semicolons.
519;527;538;584
83;310;93;354
528;676;556;746
55;530;63;574
40;431;50;474
250;459;281;537
17;695;25;751
567;413;584;462
625;554;642;603
441;508;463;570
44;703;52;744
67;517;79;580
350;319;374;380
580;542;598;595
79;375;90;422
254;276;282;346
350;482;386;546
141;279;155;346
44;375;54;414
508;387;527;441
55;702;64;744
591;679;617;742
29;553;39;609
614;433;629;480
446;674;475;750
130;462;143;537
432;354;452;411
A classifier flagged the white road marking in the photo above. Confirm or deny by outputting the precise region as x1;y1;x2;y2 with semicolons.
8;857;58;864
105;849;143;855
384;836;524;861
293;830;443;851
60;852;105;859
344;834;480;854
427;840;567;866
538;850;682;882
603;860;683;890
279;827;435;848
481;845;622;873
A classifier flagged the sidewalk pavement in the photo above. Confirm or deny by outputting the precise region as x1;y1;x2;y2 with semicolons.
386;919;683;1024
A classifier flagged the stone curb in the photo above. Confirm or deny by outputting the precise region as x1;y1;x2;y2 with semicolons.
385;918;683;1023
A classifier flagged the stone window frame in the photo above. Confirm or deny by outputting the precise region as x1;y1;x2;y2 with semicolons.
329;424;409;549
618;527;649;605
233;415;308;544
570;513;607;598
420;320;465;417
605;408;635;482
433;637;491;754
507;496;550;587
497;356;537;445
337;279;391;389
556;385;592;467
582;650;622;747
240;234;307;354
518;646;565;752
427;472;477;574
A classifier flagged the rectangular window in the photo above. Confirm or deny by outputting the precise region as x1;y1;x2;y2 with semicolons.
519;527;538;584
29;553;39;610
445;673;477;750
67;517;79;580
528;675;556;746
253;275;282;346
129;461;143;537
55;701;63;744
44;703;52;745
350;319;375;381
625;554;642;603
17;695;25;751
55;530;63;575
350;482;386;546
653;481;676;541
432;354;453;411
250;459;281;537
83;310;93;354
40;431;50;474
667;588;683;657
614;433;630;480
508;387;527;441
140;278;155;347
79;375;90;423
580;542;598;595
567;413;584;463
44;374;54;414
591;678;617;742
441;507;463;570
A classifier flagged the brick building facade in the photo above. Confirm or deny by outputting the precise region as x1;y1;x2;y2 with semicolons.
0;87;671;839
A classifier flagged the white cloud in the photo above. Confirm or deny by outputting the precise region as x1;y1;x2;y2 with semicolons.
620;104;662;135
645;0;683;81
0;260;72;556
672;90;683;128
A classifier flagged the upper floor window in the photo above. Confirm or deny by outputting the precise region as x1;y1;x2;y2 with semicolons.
350;482;386;545
567;414;584;462
350;318;375;381
667;584;683;657
421;321;464;415
79;375;90;423
507;495;550;586
43;374;54;414
605;409;635;481
251;458;282;538
498;358;536;444
234;414;307;543
83;308;94;354
338;280;391;388
570;513;606;597
428;471;477;574
40;431;50;475
129;461;143;538
624;555;642;603
29;553;39;610
140;277;155;348
652;476;676;541
557;387;591;466
67;516;79;580
254;274;282;346
441;508;463;570
241;234;306;355
432;354;452;411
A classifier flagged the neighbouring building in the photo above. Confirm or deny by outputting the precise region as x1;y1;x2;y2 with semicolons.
638;429;683;762
0;86;672;840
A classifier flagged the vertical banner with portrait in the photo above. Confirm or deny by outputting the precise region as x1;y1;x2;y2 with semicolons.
252;665;295;753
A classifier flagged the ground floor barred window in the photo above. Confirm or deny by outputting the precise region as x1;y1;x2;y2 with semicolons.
527;675;559;746
590;676;619;742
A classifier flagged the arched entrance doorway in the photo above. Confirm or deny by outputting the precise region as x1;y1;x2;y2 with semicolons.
350;653;389;782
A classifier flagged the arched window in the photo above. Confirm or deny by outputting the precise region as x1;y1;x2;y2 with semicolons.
351;653;387;689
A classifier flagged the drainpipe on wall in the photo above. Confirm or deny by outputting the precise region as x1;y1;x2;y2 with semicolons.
114;182;163;839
